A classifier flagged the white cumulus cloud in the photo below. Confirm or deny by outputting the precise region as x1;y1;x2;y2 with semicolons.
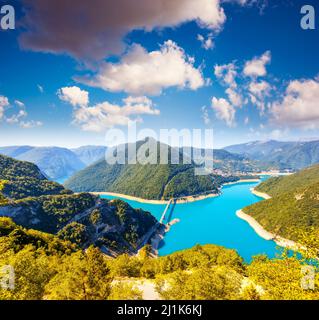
214;63;243;108
211;97;235;127
76;41;205;96
201;106;211;125
74;96;160;132
6;110;28;124
197;33;214;50
58;86;160;132
271;78;319;129
57;86;89;107
248;80;271;113
214;63;237;88
19;120;43;129
37;84;44;93
225;88;243;107
14;100;25;108
0;95;9;119
248;80;271;98
2;98;42;129
243;51;271;77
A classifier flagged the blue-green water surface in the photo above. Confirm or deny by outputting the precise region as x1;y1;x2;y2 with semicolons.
102;180;279;262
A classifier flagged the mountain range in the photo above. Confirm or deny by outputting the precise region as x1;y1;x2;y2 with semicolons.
224;140;319;170
0;145;107;181
1;139;319;185
65;139;242;200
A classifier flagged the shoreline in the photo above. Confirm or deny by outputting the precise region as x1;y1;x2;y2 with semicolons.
255;172;294;176
91;192;170;204
149;219;181;257
236;209;303;251
92;179;261;205
93;191;220;204
222;179;260;187
250;188;272;200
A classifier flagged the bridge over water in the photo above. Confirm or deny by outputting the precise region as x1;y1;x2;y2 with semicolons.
159;199;173;224
137;198;175;250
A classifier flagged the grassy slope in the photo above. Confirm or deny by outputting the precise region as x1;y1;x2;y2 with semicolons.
0;154;158;254
0;217;77;254
0;154;65;200
244;165;319;240
64;159;223;200
255;164;319;196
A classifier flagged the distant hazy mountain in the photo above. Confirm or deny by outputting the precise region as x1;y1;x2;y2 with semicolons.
0;146;34;158
190;148;266;173
224;140;319;170
0;145;109;181
71;146;107;166
0;146;85;181
224;140;297;158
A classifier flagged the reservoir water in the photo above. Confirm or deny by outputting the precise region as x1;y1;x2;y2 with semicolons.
102;180;280;262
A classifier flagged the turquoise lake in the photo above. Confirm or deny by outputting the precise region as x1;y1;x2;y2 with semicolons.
101;180;280;262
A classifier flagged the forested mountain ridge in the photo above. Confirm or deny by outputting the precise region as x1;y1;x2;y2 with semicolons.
188;148;270;173
0;146;85;181
243;164;319;241
0;154;66;201
0;154;159;255
255;164;319;197
0;142;272;184
65;139;240;200
2;138;319;183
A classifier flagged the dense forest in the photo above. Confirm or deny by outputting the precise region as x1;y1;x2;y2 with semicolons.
0;154;66;201
0;221;318;300
256;164;319;196
0;155;159;255
65;140;240;200
244;165;319;241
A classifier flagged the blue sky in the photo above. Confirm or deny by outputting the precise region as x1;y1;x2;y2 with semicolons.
0;0;319;148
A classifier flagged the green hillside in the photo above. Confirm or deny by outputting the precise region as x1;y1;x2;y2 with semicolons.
1;232;318;300
0;154;159;255
256;164;319;197
0;192;158;255
0;154;66;201
244;165;319;241
0;217;76;255
65;139;239;200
